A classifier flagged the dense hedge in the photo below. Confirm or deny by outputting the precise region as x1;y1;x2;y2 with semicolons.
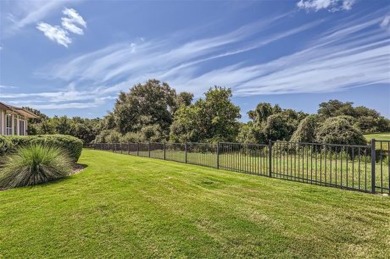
0;134;83;162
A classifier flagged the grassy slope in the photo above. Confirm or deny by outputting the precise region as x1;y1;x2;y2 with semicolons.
0;150;389;258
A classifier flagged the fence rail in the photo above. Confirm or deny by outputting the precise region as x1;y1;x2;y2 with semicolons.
90;140;390;194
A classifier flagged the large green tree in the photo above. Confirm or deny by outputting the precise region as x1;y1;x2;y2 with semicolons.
240;103;307;143
97;79;193;142
317;100;390;133
170;87;241;143
113;80;177;135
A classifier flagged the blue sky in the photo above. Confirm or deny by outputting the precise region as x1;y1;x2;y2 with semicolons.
0;0;389;120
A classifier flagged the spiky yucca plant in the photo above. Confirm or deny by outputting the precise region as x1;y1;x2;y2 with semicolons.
0;144;72;189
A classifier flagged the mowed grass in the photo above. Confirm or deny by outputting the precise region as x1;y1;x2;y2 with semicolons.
1;149;389;258
365;132;390;142
365;132;390;151
121;148;389;192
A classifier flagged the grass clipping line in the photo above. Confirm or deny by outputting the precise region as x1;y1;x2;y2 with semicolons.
0;144;72;189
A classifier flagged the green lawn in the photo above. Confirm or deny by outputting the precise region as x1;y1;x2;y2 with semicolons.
1;149;389;258
365;132;390;151
365;132;390;142
118;148;389;193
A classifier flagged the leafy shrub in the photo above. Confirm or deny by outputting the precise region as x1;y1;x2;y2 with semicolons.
0;135;83;162
0;144;72;189
315;117;367;146
93;130;122;143
120;132;141;143
0;136;12;156
263;114;297;141
290;115;319;143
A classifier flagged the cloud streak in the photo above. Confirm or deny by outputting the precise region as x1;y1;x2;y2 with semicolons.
61;8;86;35
297;0;356;12
36;7;86;47
6;1;65;31
3;9;389;112
36;22;71;47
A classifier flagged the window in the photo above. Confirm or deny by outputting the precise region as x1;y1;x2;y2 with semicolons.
14;116;18;135
6;114;12;135
19;120;26;136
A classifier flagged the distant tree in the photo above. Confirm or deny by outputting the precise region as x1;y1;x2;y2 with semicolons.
244;103;307;143
23;107;50;135
25;106;101;144
112;79;177;140
290;115;319;143
170;105;200;143
170;87;241;143
317;100;390;133
100;112;116;131
248;103;282;125
175;92;194;108
51;116;72;135
236;122;260;144
315;117;366;146
318;100;355;118
263;114;297;141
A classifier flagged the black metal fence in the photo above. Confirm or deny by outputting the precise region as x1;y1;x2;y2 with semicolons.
90;140;390;194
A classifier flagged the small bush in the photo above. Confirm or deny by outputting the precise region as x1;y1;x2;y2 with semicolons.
0;144;72;189
0;135;83;162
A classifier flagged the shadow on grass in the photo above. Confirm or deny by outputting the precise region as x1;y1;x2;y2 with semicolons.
70;163;88;175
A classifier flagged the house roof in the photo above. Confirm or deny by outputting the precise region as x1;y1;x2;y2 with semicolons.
0;102;39;119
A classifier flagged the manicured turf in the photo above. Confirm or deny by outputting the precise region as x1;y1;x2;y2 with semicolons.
365;132;390;142
1;149;389;258
118;148;389;193
365;132;390;152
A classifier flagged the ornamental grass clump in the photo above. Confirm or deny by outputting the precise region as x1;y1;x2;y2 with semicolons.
0;144;72;189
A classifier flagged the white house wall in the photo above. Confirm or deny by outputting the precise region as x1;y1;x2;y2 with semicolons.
0;109;28;136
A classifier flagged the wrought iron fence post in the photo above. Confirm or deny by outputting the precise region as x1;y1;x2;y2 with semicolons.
268;140;272;177
148;142;151;158
127;141;130;155
371;139;376;194
185;142;188;163
137;142;140;156
163;143;166;160
216;142;220;169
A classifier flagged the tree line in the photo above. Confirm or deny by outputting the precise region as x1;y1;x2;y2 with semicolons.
26;79;390;145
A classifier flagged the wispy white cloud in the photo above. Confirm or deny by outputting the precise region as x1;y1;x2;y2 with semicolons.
61;8;86;35
1;83;115;110
36;7;86;47
36;22;71;47
7;1;65;30
380;15;390;31
2;9;389;111
0;84;16;89
42;15;309;84
297;0;356;12
169;14;389;96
